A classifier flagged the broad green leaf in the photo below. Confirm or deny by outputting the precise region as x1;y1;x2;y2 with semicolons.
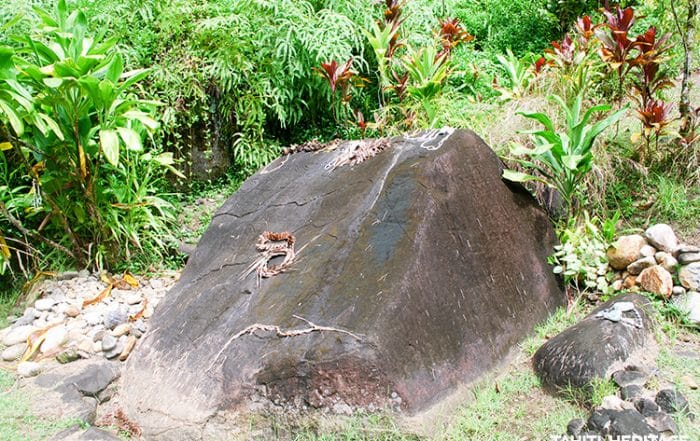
37;113;64;140
123;110;158;131
0;100;24;135
0;47;16;80
151;152;185;178
502;169;548;184
116;127;142;151
118;68;150;92
99;129;120;166
562;154;584;170
43;77;63;88
517;111;555;133
105;53;123;83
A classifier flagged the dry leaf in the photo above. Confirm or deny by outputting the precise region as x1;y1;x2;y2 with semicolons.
21;325;56;362
83;284;113;308
129;298;148;321
0;234;10;259
123;272;139;288
113;278;132;290
0;141;12;151
100;272;113;285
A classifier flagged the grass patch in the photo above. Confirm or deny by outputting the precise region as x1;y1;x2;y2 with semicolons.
655;340;700;440
0;369;84;440
443;367;585;440
521;303;590;356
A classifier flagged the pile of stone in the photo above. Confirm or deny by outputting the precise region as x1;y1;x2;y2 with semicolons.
607;223;700;326
560;366;693;440
0;270;177;377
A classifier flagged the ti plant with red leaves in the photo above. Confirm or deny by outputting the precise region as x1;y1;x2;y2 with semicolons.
437;17;474;58
595;6;641;101
316;58;365;123
636;99;673;162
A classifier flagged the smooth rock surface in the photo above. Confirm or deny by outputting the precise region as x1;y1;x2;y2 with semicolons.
644;224;677;253
679;252;700;265
122;129;566;437
1;343;27;361
673;291;700;326
17;361;42;377
40;326;68;354
3;325;36;346
627;257;656;275
680;263;700;290
534;294;653;391
637;266;673;298
607;235;647;270
655;389;690;414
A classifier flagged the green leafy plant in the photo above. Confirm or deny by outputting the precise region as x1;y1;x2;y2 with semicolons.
503;93;628;215
549;212;613;295
494;49;534;100
0;0;174;270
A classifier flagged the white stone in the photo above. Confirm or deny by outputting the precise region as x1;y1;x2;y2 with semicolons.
673;291;700;326
83;311;103;326
124;293;143;305
2;325;36;346
40;326;68;354
17;361;41;377
639;245;657;258
34;298;56;311
644;224;678;253
680;263;700;290
1;343;27;361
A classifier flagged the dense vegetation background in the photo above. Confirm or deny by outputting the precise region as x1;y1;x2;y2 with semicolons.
0;0;697;305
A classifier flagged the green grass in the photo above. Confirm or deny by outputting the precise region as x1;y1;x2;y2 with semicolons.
0;369;84;440
443;369;585;440
655;343;700;440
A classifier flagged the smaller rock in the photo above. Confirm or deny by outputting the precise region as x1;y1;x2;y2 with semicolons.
613;367;650;388
56;348;81;364
623;276;637;289
644;224;678;253
83;311;103;326
627;257;657;275
677;244;700;254
77;269;90;278
638;265;673;298
77;339;94;354
1;343;27;361
40;326;68;354
611;279;623;291
634;398;660;417
64;305;81;318
101;334;117;352
655;389;690;414
673;291;700;326
679;262;700;290
639;245;657;258
3;325;36;346
608;235;648;270
104;340;125;359
17;361;42;377
600;395;633;411
332;401;353;415
620;385;644;401
150;279;164;289
655;252;678;272
103;305;128;330
679;252;700;265
35;298;57;311
111;323;131;337
124;293;142;305
672;286;687;296
566;418;585;436
645;411;678;434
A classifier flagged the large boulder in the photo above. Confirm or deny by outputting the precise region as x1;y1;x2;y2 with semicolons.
122;129;565;438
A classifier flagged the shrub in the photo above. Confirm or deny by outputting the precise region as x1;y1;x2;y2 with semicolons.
0;0;175;271
503;93;628;216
